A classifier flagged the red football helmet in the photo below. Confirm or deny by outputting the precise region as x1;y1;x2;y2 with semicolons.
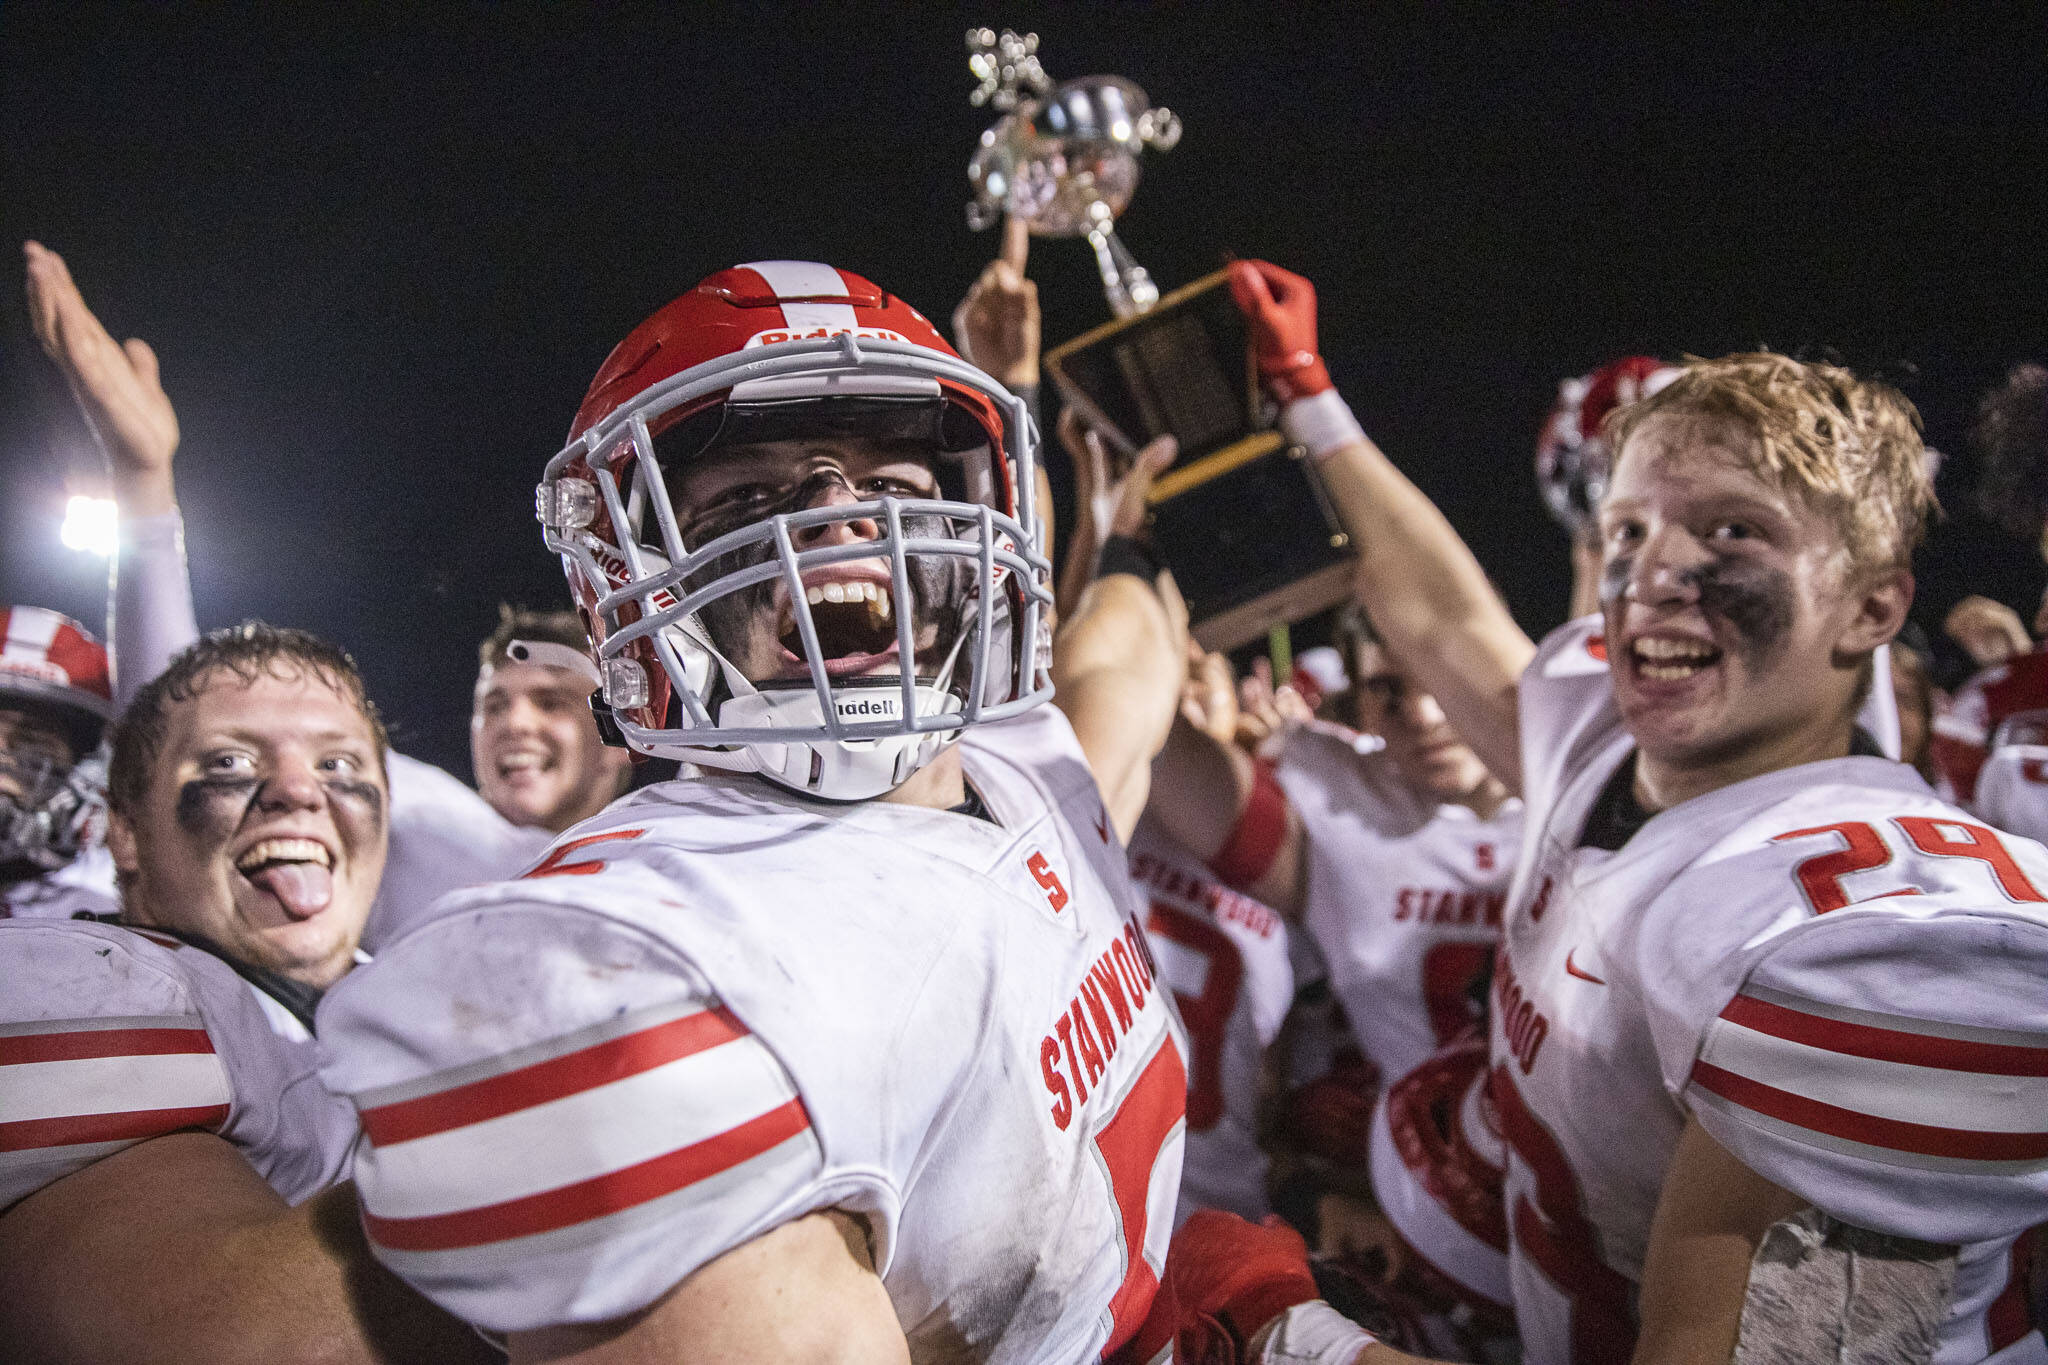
1535;355;1680;536
0;606;113;870
537;261;1052;799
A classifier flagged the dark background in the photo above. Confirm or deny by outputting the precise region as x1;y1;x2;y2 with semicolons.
4;4;2045;777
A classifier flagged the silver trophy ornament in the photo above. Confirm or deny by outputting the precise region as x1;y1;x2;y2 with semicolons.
965;28;1181;318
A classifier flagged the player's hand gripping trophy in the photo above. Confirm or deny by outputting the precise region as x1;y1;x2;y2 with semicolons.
962;28;1353;654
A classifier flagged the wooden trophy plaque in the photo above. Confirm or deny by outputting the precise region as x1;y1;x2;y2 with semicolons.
1044;270;1354;652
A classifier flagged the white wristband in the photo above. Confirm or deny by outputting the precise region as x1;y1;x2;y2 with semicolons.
1278;390;1368;462
1252;1300;1380;1365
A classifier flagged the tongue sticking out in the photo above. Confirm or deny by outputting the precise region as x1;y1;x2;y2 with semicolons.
248;862;334;920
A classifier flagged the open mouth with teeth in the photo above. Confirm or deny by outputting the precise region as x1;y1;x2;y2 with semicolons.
779;579;899;676
235;837;335;920
1629;635;1724;682
496;750;553;784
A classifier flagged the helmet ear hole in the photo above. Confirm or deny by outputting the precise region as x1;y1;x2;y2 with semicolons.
587;694;628;749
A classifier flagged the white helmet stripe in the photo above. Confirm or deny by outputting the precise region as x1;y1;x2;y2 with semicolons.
741;261;860;334
5;606;61;659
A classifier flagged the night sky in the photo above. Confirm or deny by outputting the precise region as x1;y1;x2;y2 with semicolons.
5;5;2045;777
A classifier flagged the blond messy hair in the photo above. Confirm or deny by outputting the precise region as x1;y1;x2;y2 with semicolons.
1606;352;1937;572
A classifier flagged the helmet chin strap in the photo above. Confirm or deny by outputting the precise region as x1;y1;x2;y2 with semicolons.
678;594;983;799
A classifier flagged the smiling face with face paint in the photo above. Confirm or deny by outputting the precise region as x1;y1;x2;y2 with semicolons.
1597;408;1913;806
109;663;389;990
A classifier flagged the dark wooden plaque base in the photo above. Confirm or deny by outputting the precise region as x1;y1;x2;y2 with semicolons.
1045;271;1353;645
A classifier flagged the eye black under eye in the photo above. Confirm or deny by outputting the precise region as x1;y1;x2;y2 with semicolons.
708;485;774;510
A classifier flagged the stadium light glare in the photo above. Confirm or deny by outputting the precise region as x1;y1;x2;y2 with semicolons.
60;495;118;557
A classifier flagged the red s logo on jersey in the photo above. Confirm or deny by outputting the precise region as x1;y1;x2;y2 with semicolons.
1476;843;1496;872
1028;851;1069;913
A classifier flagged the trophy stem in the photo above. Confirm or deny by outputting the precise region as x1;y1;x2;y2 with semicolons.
1085;203;1158;317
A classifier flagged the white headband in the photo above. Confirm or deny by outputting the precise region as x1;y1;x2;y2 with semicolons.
505;638;602;687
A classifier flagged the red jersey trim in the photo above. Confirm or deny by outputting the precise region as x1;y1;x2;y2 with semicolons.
0;1103;230;1152
1720;994;2048;1078
362;1097;813;1252
1690;1061;2048;1162
0;1026;215;1067
360;1005;749;1148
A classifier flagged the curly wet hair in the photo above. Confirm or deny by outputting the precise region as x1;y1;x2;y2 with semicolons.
1607;351;1937;573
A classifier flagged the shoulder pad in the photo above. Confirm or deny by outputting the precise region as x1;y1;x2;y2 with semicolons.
1684;906;2048;1244
318;901;832;1332
0;920;232;1210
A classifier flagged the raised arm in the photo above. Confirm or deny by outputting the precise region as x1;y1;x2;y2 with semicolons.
24;241;199;705
1049;411;1188;839
1147;696;1308;916
1227;261;1534;792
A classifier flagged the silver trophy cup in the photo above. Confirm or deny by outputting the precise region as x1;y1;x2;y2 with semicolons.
964;28;1180;318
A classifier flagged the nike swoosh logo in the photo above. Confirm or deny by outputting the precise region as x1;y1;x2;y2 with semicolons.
1564;949;1606;985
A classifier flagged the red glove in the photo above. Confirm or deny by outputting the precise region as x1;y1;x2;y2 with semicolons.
1227;260;1333;403
1121;1210;1323;1365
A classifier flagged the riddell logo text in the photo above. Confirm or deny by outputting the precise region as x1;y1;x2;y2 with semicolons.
744;326;908;349
835;696;900;718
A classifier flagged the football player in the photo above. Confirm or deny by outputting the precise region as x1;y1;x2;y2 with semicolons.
1970;708;2048;846
317;261;1190;1362
470;603;634;834
0;624;488;1362
1928;364;2048;802
1156;260;2048;1364
1145;603;1520;1352
1147;601;1520;1093
23;239;552;948
0;607;119;920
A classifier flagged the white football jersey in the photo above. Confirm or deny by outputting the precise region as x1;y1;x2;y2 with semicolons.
1496;617;2048;1365
1975;743;2048;849
360;753;552;952
1;843;120;921
1276;721;1522;1085
1933;650;2048;806
318;710;1188;1361
0;918;355;1211
1129;819;1292;1226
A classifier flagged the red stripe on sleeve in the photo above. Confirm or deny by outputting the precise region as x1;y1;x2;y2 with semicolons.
363;1097;812;1252
0;1027;215;1066
1721;995;2048;1078
1690;1061;2048;1162
360;1006;748;1148
0;1103;230;1152
1208;761;1288;889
